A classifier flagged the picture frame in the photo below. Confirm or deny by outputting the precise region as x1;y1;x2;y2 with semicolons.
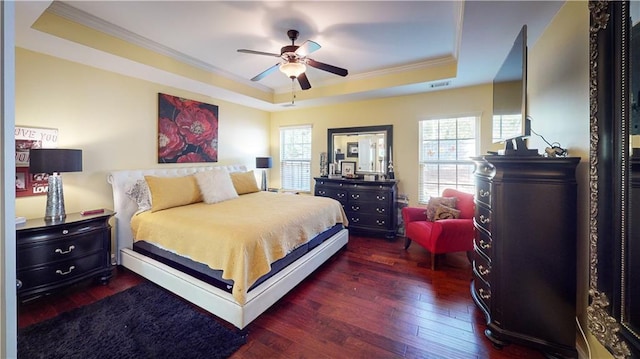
347;142;359;157
341;161;356;177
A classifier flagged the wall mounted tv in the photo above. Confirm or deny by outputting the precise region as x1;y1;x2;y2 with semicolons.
492;24;530;143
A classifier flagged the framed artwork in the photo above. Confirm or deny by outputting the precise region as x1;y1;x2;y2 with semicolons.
347;142;358;157
341;161;356;177
14;126;58;197
158;93;219;163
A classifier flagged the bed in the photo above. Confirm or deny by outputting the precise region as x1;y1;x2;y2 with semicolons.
108;165;349;329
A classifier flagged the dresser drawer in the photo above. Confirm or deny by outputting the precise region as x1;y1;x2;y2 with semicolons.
17;220;105;242
315;187;347;204
17;229;106;269
473;277;492;310
347;189;391;204
347;213;393;230
475;205;492;233
474;228;492;259
473;250;492;285
17;252;107;294
476;180;492;206
346;202;389;216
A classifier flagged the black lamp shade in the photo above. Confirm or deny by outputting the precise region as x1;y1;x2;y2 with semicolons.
256;157;272;169
29;149;83;174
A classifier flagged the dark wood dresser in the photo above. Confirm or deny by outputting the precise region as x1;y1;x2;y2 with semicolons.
471;156;579;358
314;177;397;239
17;210;114;301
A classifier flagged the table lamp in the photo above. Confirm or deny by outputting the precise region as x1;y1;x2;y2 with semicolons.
255;156;272;191
29;149;83;221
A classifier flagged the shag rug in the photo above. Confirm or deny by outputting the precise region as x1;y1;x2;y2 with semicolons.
18;281;247;359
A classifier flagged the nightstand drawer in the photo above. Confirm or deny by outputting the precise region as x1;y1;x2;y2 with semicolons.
17;252;108;294
17;229;106;269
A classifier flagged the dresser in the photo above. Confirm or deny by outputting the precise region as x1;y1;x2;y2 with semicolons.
471;156;579;358
314;177;397;239
17;210;114;301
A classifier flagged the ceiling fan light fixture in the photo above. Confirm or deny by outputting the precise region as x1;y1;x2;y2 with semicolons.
279;62;306;78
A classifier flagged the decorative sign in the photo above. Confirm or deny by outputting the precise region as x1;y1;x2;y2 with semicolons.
15;126;59;197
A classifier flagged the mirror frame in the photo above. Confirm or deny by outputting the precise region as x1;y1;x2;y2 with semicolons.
327;125;393;176
589;1;636;357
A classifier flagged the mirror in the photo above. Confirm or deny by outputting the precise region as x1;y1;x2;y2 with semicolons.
327;125;393;177
589;1;639;357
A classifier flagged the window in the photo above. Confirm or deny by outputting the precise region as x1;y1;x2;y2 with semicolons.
280;125;312;191
418;115;478;203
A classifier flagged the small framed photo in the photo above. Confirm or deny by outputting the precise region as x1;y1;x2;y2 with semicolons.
347;142;358;157
341;161;356;177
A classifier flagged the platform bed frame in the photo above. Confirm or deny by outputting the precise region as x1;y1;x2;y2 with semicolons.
108;165;348;329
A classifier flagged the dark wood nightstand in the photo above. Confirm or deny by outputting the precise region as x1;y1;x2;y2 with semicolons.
16;210;115;301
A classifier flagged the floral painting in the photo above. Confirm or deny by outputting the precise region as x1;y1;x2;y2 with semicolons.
158;93;219;163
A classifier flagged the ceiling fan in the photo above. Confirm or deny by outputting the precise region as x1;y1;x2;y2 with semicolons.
237;29;348;90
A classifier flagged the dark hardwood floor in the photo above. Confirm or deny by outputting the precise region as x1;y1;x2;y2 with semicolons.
18;235;544;358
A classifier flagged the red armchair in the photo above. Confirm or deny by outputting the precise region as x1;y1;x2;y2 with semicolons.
402;188;475;270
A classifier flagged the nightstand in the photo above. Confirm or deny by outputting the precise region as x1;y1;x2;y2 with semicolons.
16;210;115;301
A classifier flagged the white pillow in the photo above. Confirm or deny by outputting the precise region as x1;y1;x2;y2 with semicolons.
125;179;152;213
194;168;238;204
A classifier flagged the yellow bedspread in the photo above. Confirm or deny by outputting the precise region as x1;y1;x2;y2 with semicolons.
130;191;348;305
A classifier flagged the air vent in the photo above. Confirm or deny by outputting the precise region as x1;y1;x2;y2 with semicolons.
429;81;451;89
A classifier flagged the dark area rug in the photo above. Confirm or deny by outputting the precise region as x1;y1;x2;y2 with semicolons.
18;281;247;359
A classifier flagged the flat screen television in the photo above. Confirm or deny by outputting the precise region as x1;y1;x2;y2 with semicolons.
492;25;530;144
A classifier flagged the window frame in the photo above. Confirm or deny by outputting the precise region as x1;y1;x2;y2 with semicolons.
418;114;480;204
279;124;312;192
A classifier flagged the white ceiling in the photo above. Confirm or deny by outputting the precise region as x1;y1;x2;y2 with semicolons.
14;1;565;111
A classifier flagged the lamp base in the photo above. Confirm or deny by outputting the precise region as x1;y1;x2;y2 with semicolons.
261;170;268;191
45;173;66;222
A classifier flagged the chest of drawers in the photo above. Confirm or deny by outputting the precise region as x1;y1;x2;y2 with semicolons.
471;156;579;358
314;177;397;239
17;210;114;301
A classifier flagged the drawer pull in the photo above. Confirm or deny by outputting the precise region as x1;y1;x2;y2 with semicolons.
351;194;360;199
351;218;360;223
351;205;360;211
318;190;326;195
479;189;490;198
376;195;386;201
337;193;345;198
54;245;75;255
62;229;69;235
376;219;386;226
478;265;490;276
479;240;491;250
479;215;490;224
56;266;76;276
478;288;491;300
376;208;385;214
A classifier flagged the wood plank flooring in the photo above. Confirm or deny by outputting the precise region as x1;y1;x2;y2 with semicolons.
18;235;545;358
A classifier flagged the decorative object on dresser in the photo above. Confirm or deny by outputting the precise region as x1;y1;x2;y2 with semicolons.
15;126;59;198
314;177;397;239
16;210;114;302
255;156;272;191
401;188;474;270
28;148;83;221
471;156;579;358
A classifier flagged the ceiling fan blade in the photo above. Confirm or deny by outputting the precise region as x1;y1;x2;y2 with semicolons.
295;40;321;57
251;63;280;81
307;58;348;77
298;72;311;90
237;49;281;57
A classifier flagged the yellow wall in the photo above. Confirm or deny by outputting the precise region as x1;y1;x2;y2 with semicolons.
528;1;610;357
270;84;494;205
14;48;270;219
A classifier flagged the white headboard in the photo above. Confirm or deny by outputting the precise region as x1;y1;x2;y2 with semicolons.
107;165;247;264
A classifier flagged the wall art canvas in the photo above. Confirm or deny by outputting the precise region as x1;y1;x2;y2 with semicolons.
15;126;59;197
158;93;219;163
